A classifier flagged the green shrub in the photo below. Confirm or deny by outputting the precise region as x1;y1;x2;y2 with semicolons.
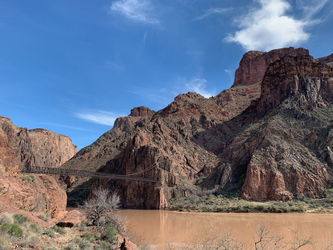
13;213;29;224
30;223;40;233
100;241;113;250
0;223;23;237
66;244;76;250
0;238;4;248
94;234;101;241
73;237;81;244
105;227;117;242
298;205;307;212
78;240;91;250
82;232;92;241
53;225;66;235
44;228;55;238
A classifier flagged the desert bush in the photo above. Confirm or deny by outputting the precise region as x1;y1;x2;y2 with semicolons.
82;232;92;241
0;223;23;237
0;213;13;224
99;241;113;250
13;213;29;224
53;225;66;235
72;237;81;244
29;224;40;233
82;187;120;227
94;234;101;241
44;228;55;238
0;238;4;248
78;221;86;231
78;240;91;250
66;244;76;250
105;226;117;242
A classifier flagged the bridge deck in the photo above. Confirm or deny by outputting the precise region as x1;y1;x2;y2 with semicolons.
21;166;158;183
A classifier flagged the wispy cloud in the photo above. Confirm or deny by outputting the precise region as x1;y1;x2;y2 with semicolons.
110;0;159;24
297;0;329;19
76;110;124;126
194;8;232;21
143;31;148;44
225;0;326;51
39;122;95;132
177;77;217;98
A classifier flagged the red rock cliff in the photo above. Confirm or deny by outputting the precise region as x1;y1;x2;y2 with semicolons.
232;47;309;87
0;120;69;218
0;117;77;168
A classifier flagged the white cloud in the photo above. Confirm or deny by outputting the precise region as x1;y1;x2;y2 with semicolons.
76;110;123;126
225;0;324;51
178;77;216;98
111;0;158;24
194;8;232;20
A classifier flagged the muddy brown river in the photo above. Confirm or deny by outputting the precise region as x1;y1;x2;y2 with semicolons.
118;210;333;249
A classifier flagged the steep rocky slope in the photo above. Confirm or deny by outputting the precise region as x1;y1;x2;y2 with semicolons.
63;48;333;208
0;117;77;217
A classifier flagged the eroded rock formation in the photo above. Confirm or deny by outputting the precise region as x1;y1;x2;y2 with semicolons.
0;117;76;217
232;47;309;87
63;48;333;207
0;117;77;169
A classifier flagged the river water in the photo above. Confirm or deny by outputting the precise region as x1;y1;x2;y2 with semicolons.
118;210;333;249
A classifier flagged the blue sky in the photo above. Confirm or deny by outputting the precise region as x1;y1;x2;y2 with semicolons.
1;0;332;150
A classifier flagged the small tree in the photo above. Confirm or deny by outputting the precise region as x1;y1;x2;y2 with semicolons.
82;187;120;228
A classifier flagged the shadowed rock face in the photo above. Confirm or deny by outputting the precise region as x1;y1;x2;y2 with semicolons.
63;48;333;207
256;55;333;118
0;118;74;217
232;47;309;88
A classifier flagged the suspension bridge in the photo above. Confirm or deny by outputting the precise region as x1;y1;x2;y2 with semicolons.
21;165;159;183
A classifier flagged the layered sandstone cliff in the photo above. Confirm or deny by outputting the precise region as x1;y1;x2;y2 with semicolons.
232;47;309;87
0;117;77;169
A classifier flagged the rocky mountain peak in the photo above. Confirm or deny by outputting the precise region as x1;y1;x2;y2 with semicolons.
232;47;309;88
130;106;155;117
0;116;12;123
316;53;333;65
